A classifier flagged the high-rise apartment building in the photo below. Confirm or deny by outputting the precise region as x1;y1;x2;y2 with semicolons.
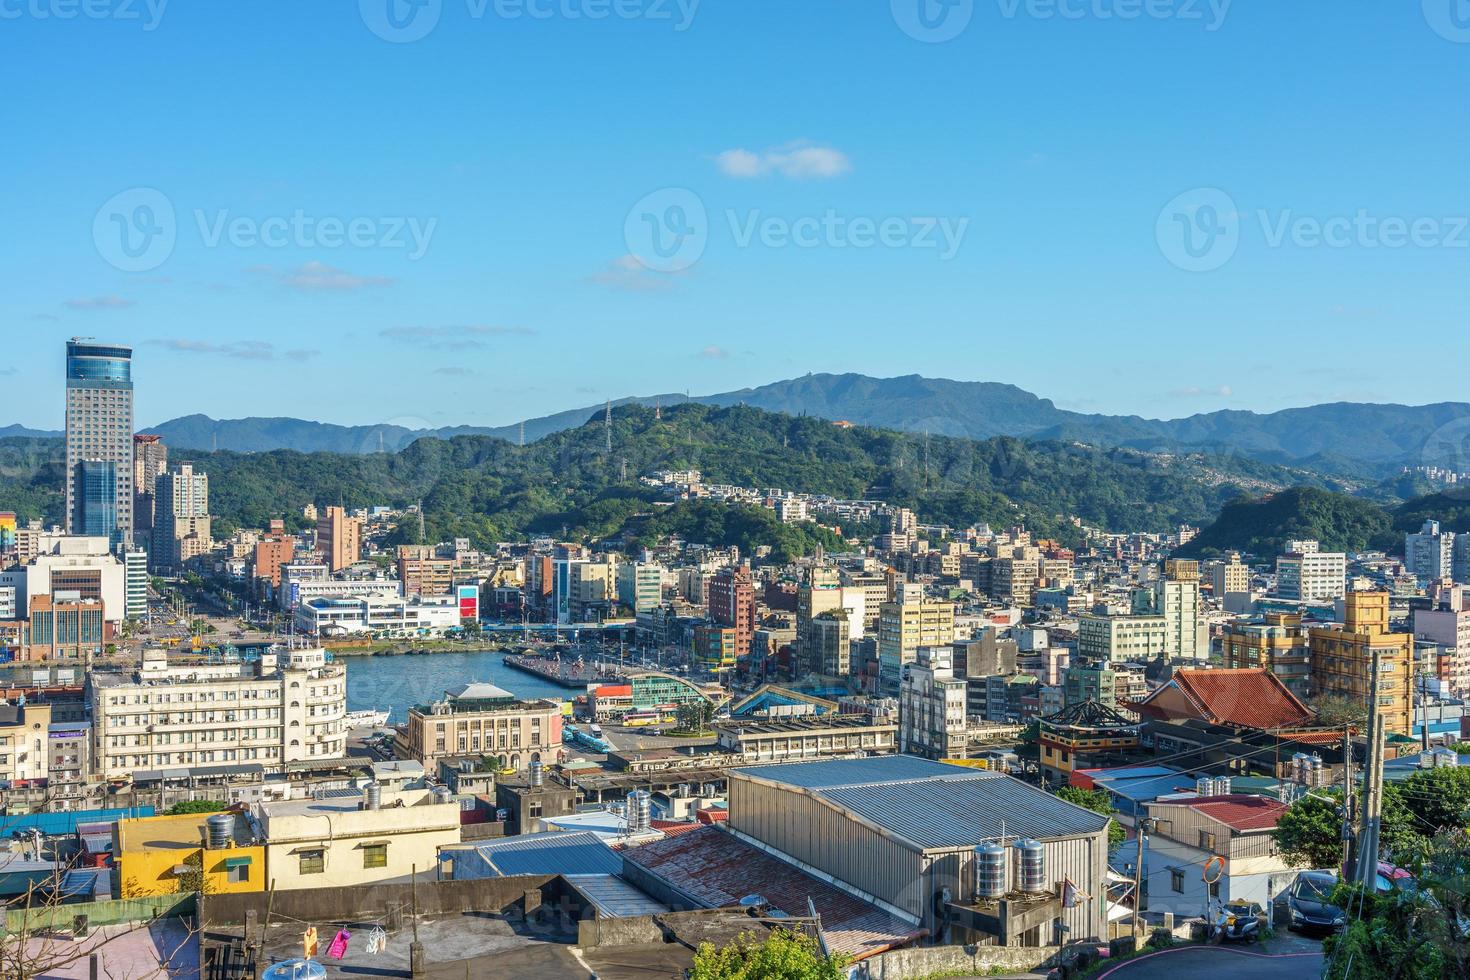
1405;521;1456;582
1132;560;1205;660
1412;583;1470;698
132;434;167;539
708;566;756;665
1222;613;1311;698
65;340;134;543
898;645;969;759
877;597;955;695
1276;545;1347;601
807;609;852;677
1076;613;1169;663
315;506;362;573
396;545;454;598
1309;591;1414;736
1204;552;1249;597
152;463;211;573
616;562;663;613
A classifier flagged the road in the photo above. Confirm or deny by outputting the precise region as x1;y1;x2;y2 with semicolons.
1092;944;1324;979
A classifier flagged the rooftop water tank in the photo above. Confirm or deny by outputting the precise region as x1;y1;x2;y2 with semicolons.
974;842;1008;900
205;813;234;850
1014;839;1046;895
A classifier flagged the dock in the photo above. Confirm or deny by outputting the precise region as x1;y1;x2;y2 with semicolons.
503;655;622;689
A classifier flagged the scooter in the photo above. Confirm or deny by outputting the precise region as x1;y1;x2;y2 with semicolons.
1209;900;1265;943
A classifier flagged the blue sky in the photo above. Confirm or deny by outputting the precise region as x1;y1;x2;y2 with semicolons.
6;1;1469;429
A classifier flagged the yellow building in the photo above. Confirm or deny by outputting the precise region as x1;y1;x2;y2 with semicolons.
114;811;265;898
1309;591;1414;736
1223;613;1311;698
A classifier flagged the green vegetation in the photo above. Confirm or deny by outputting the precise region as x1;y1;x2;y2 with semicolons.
1273;766;1470;872
1053;786;1126;849
690;929;848;980
166;800;226;815
0;405;1364;552
1177;486;1397;558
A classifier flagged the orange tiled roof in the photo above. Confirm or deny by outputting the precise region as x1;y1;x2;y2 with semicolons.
1138;668;1314;730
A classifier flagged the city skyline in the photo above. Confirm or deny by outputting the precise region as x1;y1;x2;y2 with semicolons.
7;3;1470;428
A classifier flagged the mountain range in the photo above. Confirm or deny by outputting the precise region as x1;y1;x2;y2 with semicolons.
12;374;1470;476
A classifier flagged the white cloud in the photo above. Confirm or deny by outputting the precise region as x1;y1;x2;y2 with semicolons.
1168;385;1234;398
253;261;394;292
697;345;730;360
589;254;683;292
715;142;853;180
147;338;318;361
64;295;135;310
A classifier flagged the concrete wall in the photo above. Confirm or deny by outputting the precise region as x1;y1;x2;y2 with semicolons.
5;894;196;933
577;915;666;949
200;875;554;927
848;943;1058;979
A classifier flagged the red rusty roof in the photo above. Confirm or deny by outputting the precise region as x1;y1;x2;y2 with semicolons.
1135;668;1314;730
650;820;704;838
1181;794;1290;832
623;826;925;960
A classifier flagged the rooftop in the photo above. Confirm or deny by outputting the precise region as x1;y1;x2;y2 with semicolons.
624;825;925;960
448;830;623;878
733;755;1110;849
1132;668;1314;730
1155;794;1290;832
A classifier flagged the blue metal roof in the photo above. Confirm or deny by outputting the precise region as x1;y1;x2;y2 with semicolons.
1;806;154;837
1092;772;1201;803
455;831;623;878
734;755;1109;850
731;755;976;789
1079;766;1181;783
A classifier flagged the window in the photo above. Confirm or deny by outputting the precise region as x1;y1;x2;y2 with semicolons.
363;844;387;869
1198;830;1216;851
299;849;325;875
1170;869;1185;893
228;864;250;884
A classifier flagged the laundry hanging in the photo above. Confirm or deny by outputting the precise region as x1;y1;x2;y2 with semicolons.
326;928;351;960
302;926;318;959
365;926;387;955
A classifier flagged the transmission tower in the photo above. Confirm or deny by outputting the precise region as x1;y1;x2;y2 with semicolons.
605;400;613;453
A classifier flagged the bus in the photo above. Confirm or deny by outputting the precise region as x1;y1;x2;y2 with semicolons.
622;711;674;728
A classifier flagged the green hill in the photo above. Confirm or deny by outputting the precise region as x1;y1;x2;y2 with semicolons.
0;404;1360;553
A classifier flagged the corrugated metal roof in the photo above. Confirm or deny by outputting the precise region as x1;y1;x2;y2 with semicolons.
563;874;670;918
819;777;1109;850
734;755;1108;851
463;831;623;877
731;755;976;789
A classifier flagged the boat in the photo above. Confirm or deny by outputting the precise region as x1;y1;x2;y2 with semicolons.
344;708;391;729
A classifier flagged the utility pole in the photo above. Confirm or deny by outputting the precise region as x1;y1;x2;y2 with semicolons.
1341;723;1356;879
1355;646;1385;887
1132;817;1151;944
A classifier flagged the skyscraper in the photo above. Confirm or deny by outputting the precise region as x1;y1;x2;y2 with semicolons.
132;433;167;539
152;463;211;573
64;340;134;543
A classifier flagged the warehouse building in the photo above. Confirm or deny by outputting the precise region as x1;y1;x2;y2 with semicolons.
723;756;1109;943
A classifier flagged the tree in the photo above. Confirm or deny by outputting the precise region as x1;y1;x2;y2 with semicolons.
690;929;848;980
166;800;225;815
1054;786;1126;849
674;701;715;735
1309;695;1368;728
1272;791;1346;870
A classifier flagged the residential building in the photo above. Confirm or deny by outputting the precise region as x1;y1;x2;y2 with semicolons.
693;625;737;672
124;548;147;620
404;682;563;770
89;646;348;776
1222;614;1311;698
253;534;296;591
64;340;134;542
131;433;166;539
253;787;461;891
1064;663;1119;709
807;609;852;677
617;561;663;613
1204;553;1250;598
1132;561;1205;660
396;544;455;597
1143;795;1301;916
315;505;362;572
0;701;51;784
1076;613;1168;664
708;565;756;664
1276;546;1347;601
877;597;955;694
1405;521;1456;582
1310;591;1415;736
152;463;211;573
114;810;266;898
899;646;968;759
1413;583;1470;698
991;555;1040;606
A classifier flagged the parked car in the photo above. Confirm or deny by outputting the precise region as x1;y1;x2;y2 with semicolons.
1286;871;1347;933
